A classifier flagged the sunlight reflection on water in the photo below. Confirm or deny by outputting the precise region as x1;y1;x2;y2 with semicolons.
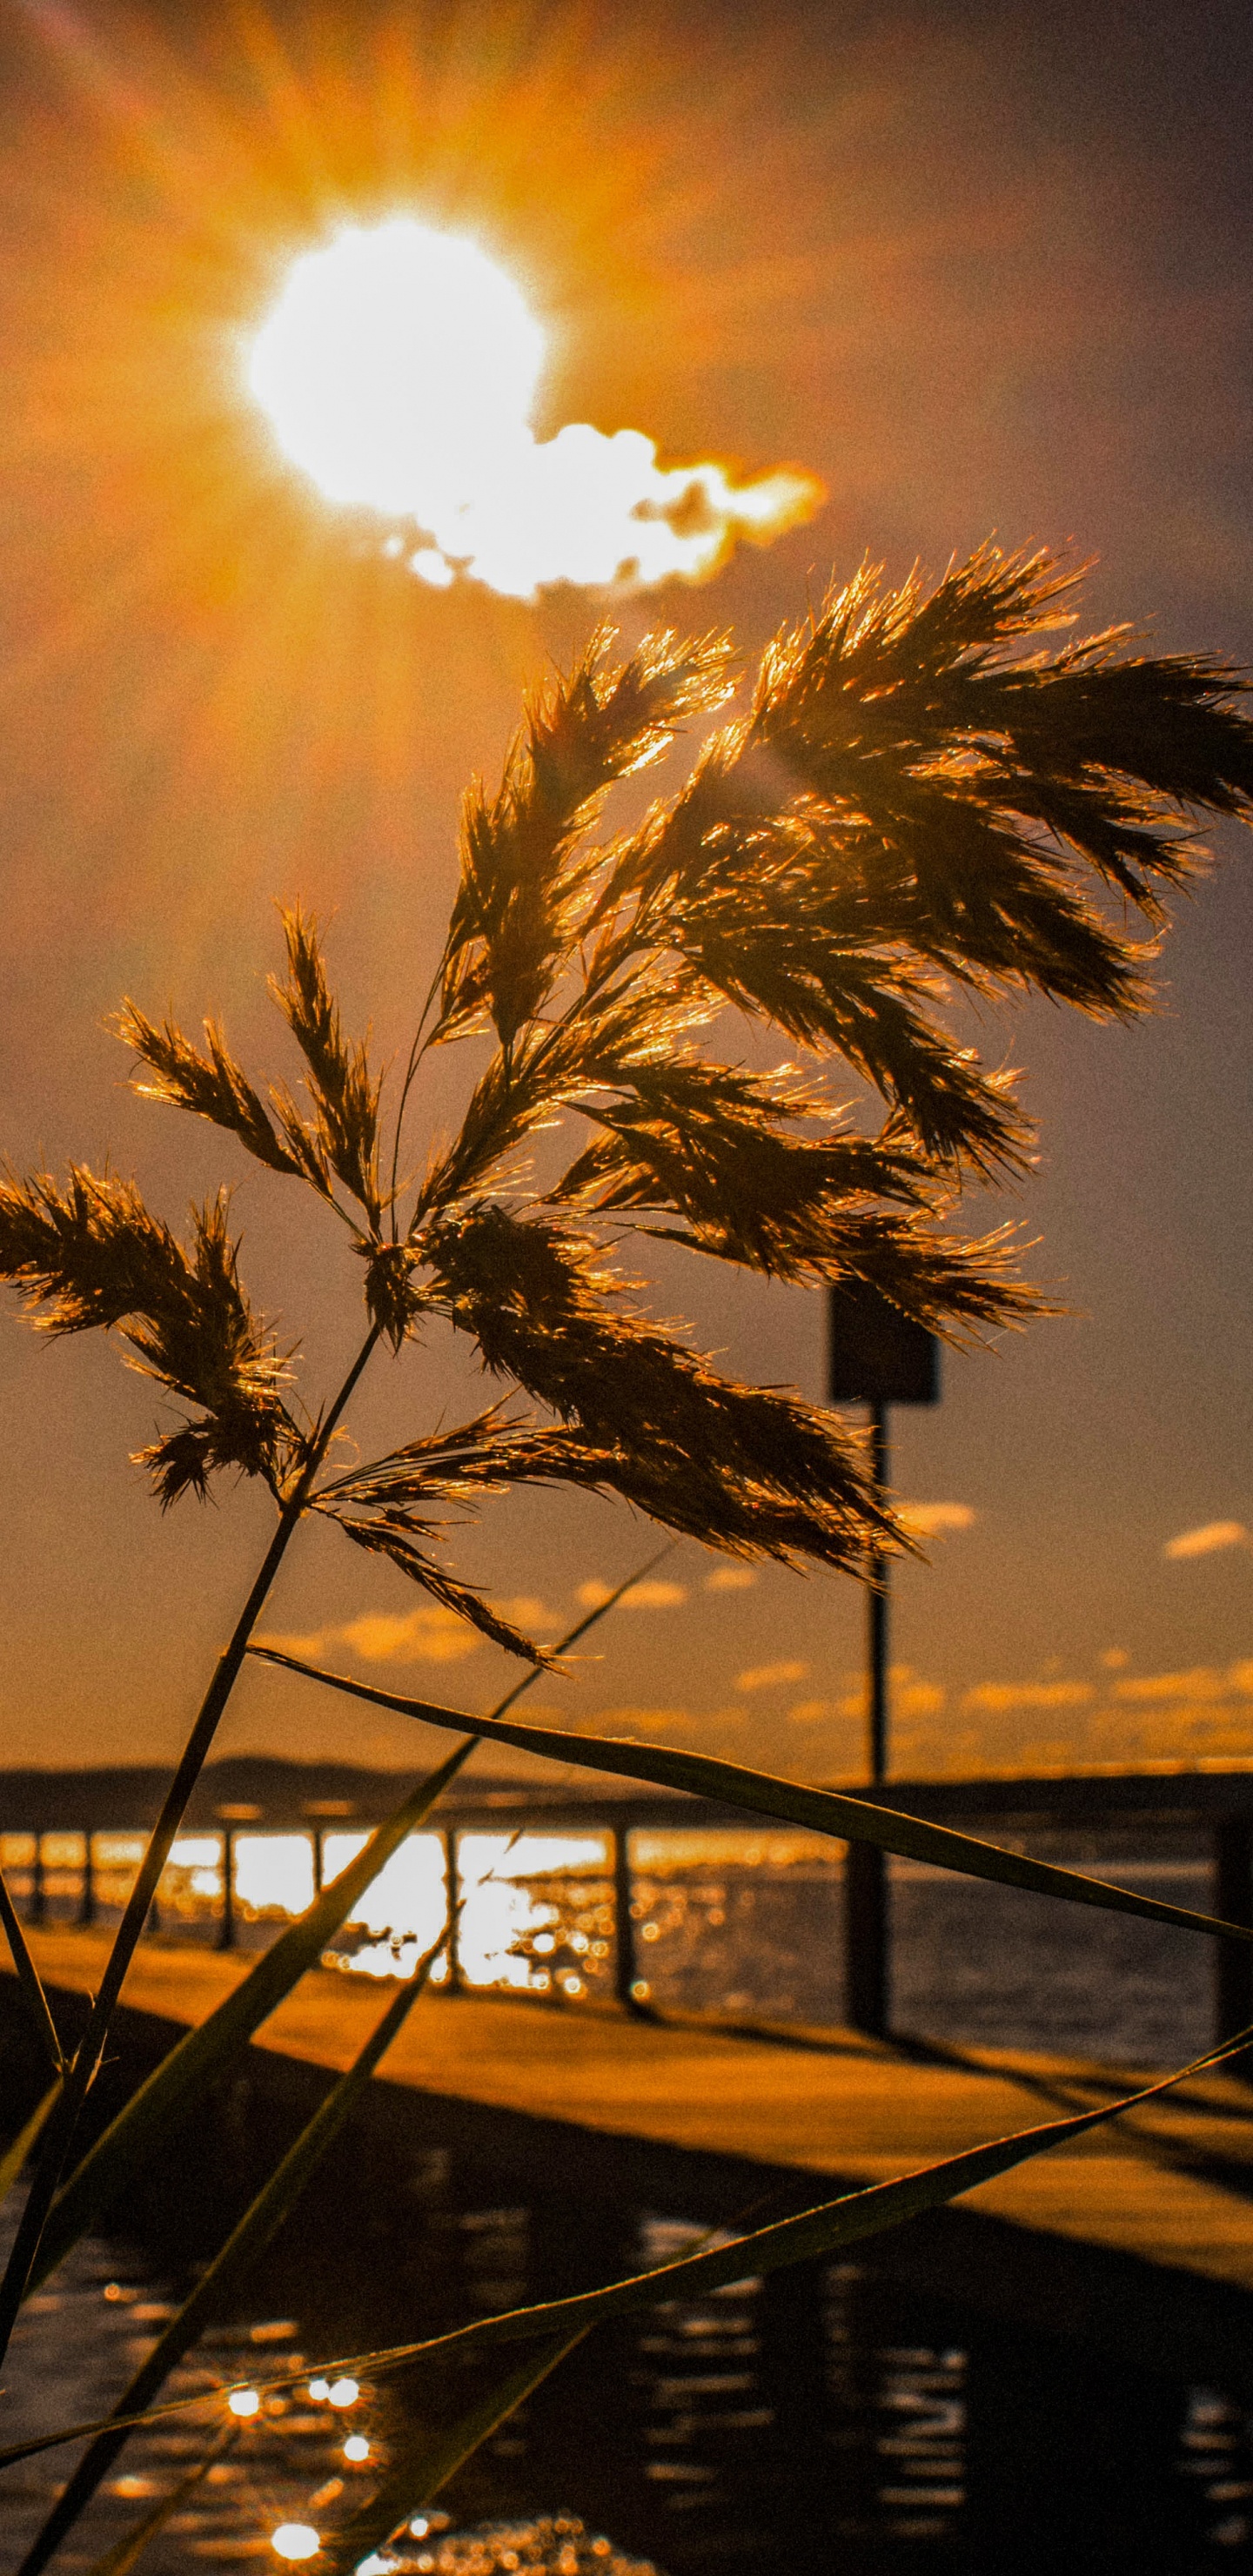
0;1828;1218;2063
3;2165;1250;2576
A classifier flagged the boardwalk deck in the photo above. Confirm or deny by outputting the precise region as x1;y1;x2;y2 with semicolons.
11;1926;1253;2304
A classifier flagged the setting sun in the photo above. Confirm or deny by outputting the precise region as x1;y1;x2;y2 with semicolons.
246;218;546;520
246;217;821;599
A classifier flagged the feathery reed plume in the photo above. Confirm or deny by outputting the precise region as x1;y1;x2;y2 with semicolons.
0;542;1251;2554
268;905;385;1226
118;1005;308;1179
0;1168;294;1504
5;542;1251;1610
437;625;735;1046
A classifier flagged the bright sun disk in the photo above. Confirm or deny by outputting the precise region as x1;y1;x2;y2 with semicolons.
247;218;545;520
245;218;822;600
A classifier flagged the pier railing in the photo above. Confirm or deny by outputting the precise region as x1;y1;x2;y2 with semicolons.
3;1760;1251;2046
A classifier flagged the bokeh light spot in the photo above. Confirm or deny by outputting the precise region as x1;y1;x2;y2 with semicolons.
271;2526;320;2561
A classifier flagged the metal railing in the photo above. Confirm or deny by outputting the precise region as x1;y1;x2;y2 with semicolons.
4;1762;1252;2048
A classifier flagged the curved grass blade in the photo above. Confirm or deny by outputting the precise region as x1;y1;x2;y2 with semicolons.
18;1935;450;2576
79;2425;237;2576
0;1322;386;2377
0;1868;64;2074
27;1737;472;2296
0;2081;62;2212
30;1555;662;2292
324;2334;585;2576
246;1650;1253;1946
327;2164;719;2573
8;2017;1252;2478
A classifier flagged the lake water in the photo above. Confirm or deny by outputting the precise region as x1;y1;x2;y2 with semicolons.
1;1828;1245;2571
0;1828;1221;2067
3;2139;1253;2576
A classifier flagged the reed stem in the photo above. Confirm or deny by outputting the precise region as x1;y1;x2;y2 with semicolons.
0;1322;383;2367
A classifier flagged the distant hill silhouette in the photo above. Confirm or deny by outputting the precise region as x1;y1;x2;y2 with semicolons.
0;1754;611;1831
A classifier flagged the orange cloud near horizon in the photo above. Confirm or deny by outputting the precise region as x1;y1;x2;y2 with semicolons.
1163;1520;1250;1560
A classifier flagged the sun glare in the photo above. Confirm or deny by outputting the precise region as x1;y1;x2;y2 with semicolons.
246;218;821;600
247;220;545;519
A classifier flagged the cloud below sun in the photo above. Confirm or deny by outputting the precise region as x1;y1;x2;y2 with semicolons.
246;219;821;600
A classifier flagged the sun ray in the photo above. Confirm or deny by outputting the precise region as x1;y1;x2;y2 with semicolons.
0;0;834;924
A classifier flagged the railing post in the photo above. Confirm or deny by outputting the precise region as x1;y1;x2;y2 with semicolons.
312;1828;324;1896
1214;1816;1253;2065
30;1833;46;1928
216;1828;236;1952
844;1840;888;2036
443;1828;461;1993
78;1830;96;1928
613;1820;645;2011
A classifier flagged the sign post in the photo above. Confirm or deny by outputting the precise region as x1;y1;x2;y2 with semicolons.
828;1281;940;2036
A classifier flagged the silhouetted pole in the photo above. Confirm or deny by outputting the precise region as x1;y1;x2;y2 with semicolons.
1214;1817;1253;2070
828;1283;940;2041
868;1404;889;1787
845;1404;890;2036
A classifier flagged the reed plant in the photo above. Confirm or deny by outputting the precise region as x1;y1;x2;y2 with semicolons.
2;543;1253;2572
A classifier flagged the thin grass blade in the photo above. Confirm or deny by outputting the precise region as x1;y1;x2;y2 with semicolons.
329;2166;724;2571
27;1738;472;2293
0;1323;386;2375
0;2082;62;2211
78;2425;237;2576
245;1652;1253;1945
17;1935;449;2576
0;1869;64;2074
323;2335;584;2575
30;1553;662;2291
8;2017;1252;2476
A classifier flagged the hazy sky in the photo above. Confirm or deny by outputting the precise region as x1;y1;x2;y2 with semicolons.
0;0;1250;1782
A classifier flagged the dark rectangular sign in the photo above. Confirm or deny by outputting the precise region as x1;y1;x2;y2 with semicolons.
827;1278;940;1406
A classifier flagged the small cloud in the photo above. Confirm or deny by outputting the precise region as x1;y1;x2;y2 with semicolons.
1112;1666;1230;1704
835;1690;868;1720
788;1698;839;1723
340;1608;480;1665
497;1594;559;1627
1163;1519;1250;1561
254;1627;335;1661
575;1577;688;1610
736;1659;810;1693
898;1680;946;1719
704;1566;758;1593
961;1680;1095;1714
808;1670;945;1724
256;1607;484;1667
593;1706;699;1737
898;1501;976;1539
1099;1648;1129;1670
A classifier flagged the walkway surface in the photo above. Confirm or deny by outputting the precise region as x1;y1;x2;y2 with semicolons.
13;1928;1253;2297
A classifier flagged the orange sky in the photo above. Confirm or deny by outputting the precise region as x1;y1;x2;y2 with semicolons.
0;0;1250;1781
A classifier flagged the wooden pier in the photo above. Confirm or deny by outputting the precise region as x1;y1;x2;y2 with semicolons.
10;1924;1253;2306
4;1756;1253;2041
